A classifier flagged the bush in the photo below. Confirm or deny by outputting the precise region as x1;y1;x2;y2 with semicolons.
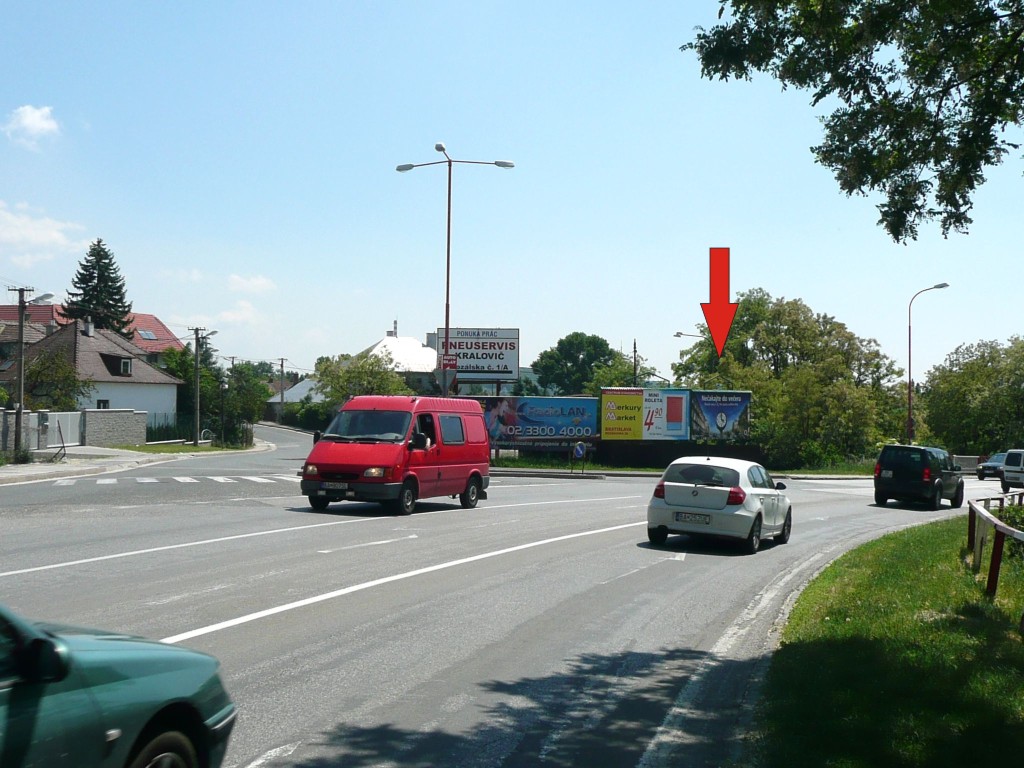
999;506;1024;561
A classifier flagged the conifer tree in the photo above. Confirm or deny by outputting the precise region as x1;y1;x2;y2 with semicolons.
63;239;134;339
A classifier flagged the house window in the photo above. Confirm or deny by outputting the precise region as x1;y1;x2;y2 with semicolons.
97;400;110;409
120;358;133;375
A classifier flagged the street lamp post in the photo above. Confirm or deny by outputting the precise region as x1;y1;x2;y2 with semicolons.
7;287;54;454
189;327;217;446
397;143;514;395
220;381;228;446
907;282;949;443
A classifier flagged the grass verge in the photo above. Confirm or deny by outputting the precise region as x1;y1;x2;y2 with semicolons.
116;443;246;454
748;516;1024;767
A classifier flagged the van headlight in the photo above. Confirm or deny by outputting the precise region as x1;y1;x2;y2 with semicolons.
363;467;386;478
304;464;318;476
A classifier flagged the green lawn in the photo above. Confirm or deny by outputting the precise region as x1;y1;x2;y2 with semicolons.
748;516;1024;767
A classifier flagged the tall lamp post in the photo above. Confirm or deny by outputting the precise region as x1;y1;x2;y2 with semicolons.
397;143;514;395
188;327;217;446
7;287;54;453
907;282;949;443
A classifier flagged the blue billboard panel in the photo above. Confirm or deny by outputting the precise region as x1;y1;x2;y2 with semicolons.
690;391;751;439
480;397;599;450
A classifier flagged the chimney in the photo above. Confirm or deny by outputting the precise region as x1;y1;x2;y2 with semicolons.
83;316;94;337
46;320;58;336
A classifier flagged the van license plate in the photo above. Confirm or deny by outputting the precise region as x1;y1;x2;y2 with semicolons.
675;512;710;525
881;470;892;478
323;482;348;490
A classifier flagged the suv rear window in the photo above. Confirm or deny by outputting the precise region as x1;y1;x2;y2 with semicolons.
879;446;927;470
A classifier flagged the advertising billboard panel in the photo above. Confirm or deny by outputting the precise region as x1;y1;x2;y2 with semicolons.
480;396;598;450
438;327;519;381
601;388;691;440
600;388;644;440
690;390;752;439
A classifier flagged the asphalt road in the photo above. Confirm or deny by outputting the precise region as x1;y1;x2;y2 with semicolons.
1;425;990;767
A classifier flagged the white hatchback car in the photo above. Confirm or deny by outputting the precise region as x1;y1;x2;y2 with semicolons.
646;456;792;554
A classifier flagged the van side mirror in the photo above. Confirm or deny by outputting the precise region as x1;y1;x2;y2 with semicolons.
775;482;787;491
410;432;427;451
22;637;70;683
313;431;321;444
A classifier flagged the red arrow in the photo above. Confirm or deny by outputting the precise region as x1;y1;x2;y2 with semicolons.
700;247;738;357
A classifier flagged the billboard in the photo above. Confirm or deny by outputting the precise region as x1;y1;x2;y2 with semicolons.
690;390;751;439
601;388;691;440
480;396;598;450
437;327;519;381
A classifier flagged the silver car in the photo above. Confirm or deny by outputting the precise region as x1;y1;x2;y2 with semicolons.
646;456;792;554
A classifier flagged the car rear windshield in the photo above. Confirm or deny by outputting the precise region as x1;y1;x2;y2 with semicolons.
665;463;740;487
879;447;927;470
323;410;412;443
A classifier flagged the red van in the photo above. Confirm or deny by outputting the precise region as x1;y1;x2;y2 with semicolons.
300;395;490;514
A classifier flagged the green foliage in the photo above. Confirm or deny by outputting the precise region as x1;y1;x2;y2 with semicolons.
921;338;1024;454
531;332;618;395
686;1;1024;241
673;288;902;467
313;349;413;404
24;347;95;411
63;239;135;338
584;350;658;394
281;398;335;431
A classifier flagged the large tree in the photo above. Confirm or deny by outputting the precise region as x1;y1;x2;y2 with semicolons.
531;332;619;395
63;239;134;338
313;350;412;404
674;288;903;466
685;1;1024;241
24;348;95;411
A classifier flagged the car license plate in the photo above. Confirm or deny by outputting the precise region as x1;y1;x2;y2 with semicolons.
881;470;892;478
675;512;710;525
322;482;348;490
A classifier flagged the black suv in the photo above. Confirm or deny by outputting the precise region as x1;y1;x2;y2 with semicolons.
873;444;964;509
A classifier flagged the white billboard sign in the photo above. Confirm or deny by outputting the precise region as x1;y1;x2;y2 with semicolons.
436;327;520;381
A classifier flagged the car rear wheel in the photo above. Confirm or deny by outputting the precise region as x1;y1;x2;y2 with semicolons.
774;509;792;544
1002;480;1011;494
929;484;943;511
743;516;762;555
308;496;330;511
952;484;964;508
460;478;481;509
647;527;668;545
874;491;887;506
127;731;198;768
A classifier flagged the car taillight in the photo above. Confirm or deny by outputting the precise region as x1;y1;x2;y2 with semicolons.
727;486;746;505
874;462;881;477
922;467;931;481
653;482;665;499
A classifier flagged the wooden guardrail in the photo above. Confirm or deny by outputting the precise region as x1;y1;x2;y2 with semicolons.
966;494;1024;633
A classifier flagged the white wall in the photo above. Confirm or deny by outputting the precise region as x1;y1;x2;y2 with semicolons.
80;382;177;416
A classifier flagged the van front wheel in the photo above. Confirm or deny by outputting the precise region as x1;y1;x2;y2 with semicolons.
460;478;481;509
390;482;417;516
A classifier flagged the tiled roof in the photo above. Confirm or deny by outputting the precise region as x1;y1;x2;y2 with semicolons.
0;319;183;386
265;377;325;403
0;305;184;354
359;335;437;373
0;321;47;346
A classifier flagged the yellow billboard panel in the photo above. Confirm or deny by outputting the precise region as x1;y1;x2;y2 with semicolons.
600;388;644;440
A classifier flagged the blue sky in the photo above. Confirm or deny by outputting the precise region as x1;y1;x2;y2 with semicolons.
2;2;1020;384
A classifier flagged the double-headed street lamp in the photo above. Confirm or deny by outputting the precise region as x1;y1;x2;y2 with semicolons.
397;143;514;395
907;282;949;443
188;327;217;446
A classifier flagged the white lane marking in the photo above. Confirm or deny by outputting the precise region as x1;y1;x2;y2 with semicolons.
173;476;200;483
137;477;159;483
241;476;275;483
239;741;301;768
97;478;117;484
208;476;237;483
54;479;76;486
0;495;642;579
317;534;418;553
161;521;646;644
271;474;301;483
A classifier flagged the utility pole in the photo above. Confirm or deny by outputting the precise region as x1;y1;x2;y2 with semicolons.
279;358;286;423
7;287;31;453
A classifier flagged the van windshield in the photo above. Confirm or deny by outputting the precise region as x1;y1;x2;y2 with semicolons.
322;410;412;443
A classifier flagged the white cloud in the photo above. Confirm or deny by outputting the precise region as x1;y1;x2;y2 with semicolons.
228;274;276;294
3;105;60;149
218;299;261;325
0;201;86;267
